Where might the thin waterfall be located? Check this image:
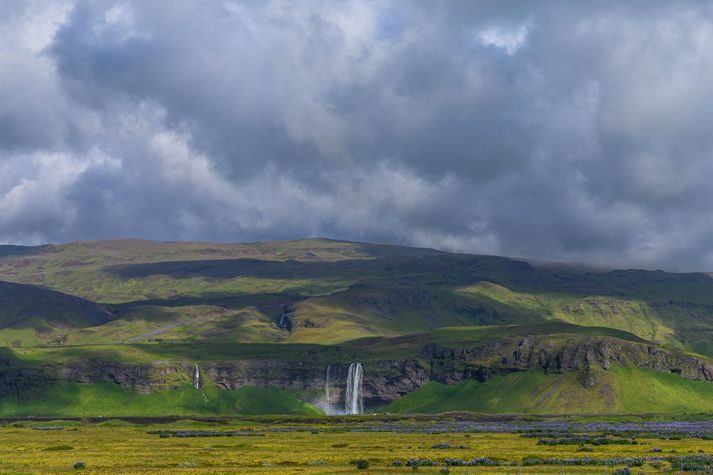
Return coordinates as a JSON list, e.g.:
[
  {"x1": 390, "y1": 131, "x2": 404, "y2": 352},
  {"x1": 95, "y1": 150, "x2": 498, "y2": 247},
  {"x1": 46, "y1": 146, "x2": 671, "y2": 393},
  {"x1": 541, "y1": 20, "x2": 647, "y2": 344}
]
[
  {"x1": 193, "y1": 362, "x2": 201, "y2": 389},
  {"x1": 325, "y1": 364, "x2": 332, "y2": 404},
  {"x1": 344, "y1": 362, "x2": 363, "y2": 415},
  {"x1": 193, "y1": 362, "x2": 208, "y2": 404}
]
